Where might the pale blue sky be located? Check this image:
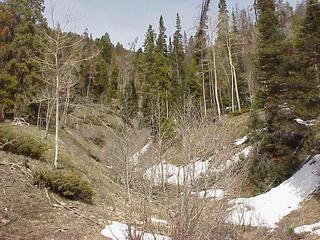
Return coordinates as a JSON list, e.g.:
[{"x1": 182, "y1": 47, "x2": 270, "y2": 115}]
[{"x1": 44, "y1": 0, "x2": 300, "y2": 48}]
